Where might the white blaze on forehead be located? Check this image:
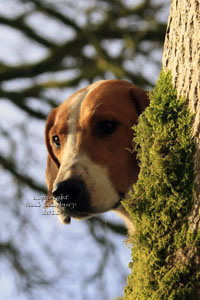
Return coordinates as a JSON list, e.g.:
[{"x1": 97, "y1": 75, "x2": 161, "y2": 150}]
[
  {"x1": 55, "y1": 80, "x2": 105, "y2": 182},
  {"x1": 65, "y1": 89, "x2": 88, "y2": 159}
]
